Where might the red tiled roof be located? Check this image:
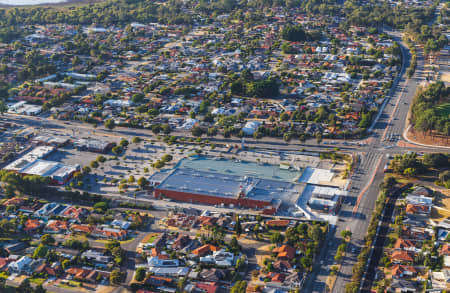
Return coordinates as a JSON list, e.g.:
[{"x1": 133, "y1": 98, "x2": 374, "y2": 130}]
[
  {"x1": 271, "y1": 273, "x2": 285, "y2": 282},
  {"x1": 46, "y1": 220, "x2": 68, "y2": 232},
  {"x1": 66, "y1": 268, "x2": 92, "y2": 279},
  {"x1": 441, "y1": 244, "x2": 450, "y2": 256},
  {"x1": 192, "y1": 244, "x2": 219, "y2": 256},
  {"x1": 0, "y1": 258, "x2": 12, "y2": 269},
  {"x1": 3, "y1": 197, "x2": 25, "y2": 206},
  {"x1": 394, "y1": 238, "x2": 415, "y2": 250},
  {"x1": 406, "y1": 204, "x2": 429, "y2": 214},
  {"x1": 273, "y1": 245, "x2": 295, "y2": 260},
  {"x1": 195, "y1": 282, "x2": 218, "y2": 293},
  {"x1": 267, "y1": 220, "x2": 290, "y2": 227},
  {"x1": 391, "y1": 264, "x2": 417, "y2": 277},
  {"x1": 71, "y1": 224, "x2": 95, "y2": 234},
  {"x1": 391, "y1": 251, "x2": 414, "y2": 262},
  {"x1": 93, "y1": 229, "x2": 127, "y2": 239},
  {"x1": 24, "y1": 219, "x2": 42, "y2": 231}
]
